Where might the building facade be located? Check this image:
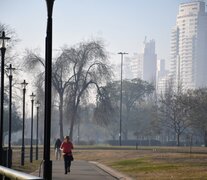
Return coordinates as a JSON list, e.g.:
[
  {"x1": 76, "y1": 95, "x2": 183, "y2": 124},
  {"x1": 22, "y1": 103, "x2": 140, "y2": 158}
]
[
  {"x1": 170, "y1": 1, "x2": 207, "y2": 90},
  {"x1": 130, "y1": 53, "x2": 143, "y2": 79},
  {"x1": 157, "y1": 59, "x2": 169, "y2": 94},
  {"x1": 143, "y1": 39, "x2": 157, "y2": 83}
]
